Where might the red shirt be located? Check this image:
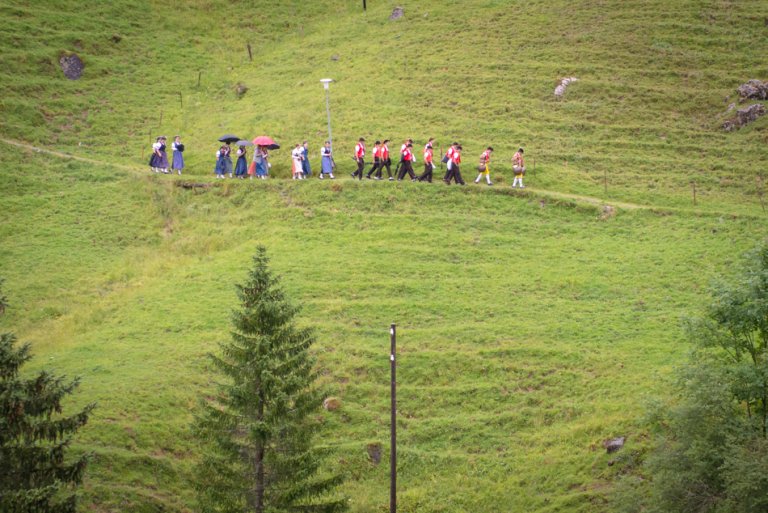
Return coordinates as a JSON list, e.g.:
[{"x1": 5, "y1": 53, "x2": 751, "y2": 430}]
[
  {"x1": 372, "y1": 146, "x2": 381, "y2": 158},
  {"x1": 381, "y1": 145, "x2": 390, "y2": 159},
  {"x1": 446, "y1": 147, "x2": 455, "y2": 161},
  {"x1": 403, "y1": 148, "x2": 414, "y2": 161},
  {"x1": 424, "y1": 147, "x2": 433, "y2": 163},
  {"x1": 355, "y1": 142, "x2": 365, "y2": 158},
  {"x1": 480, "y1": 150, "x2": 491, "y2": 164},
  {"x1": 451, "y1": 151, "x2": 461, "y2": 165}
]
